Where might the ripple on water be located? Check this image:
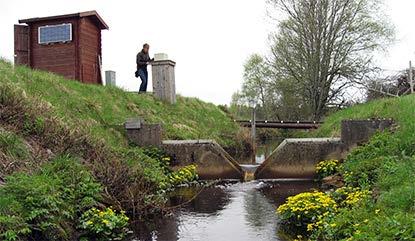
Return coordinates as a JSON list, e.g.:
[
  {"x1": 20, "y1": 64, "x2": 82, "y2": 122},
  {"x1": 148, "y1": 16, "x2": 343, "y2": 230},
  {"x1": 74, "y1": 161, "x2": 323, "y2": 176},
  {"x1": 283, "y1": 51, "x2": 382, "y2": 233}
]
[{"x1": 131, "y1": 180, "x2": 318, "y2": 241}]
